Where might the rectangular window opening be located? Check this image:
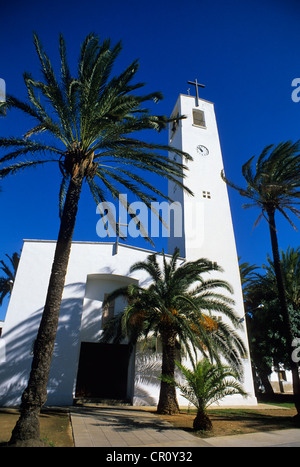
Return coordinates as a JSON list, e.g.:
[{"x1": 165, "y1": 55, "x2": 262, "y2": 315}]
[{"x1": 193, "y1": 109, "x2": 206, "y2": 128}]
